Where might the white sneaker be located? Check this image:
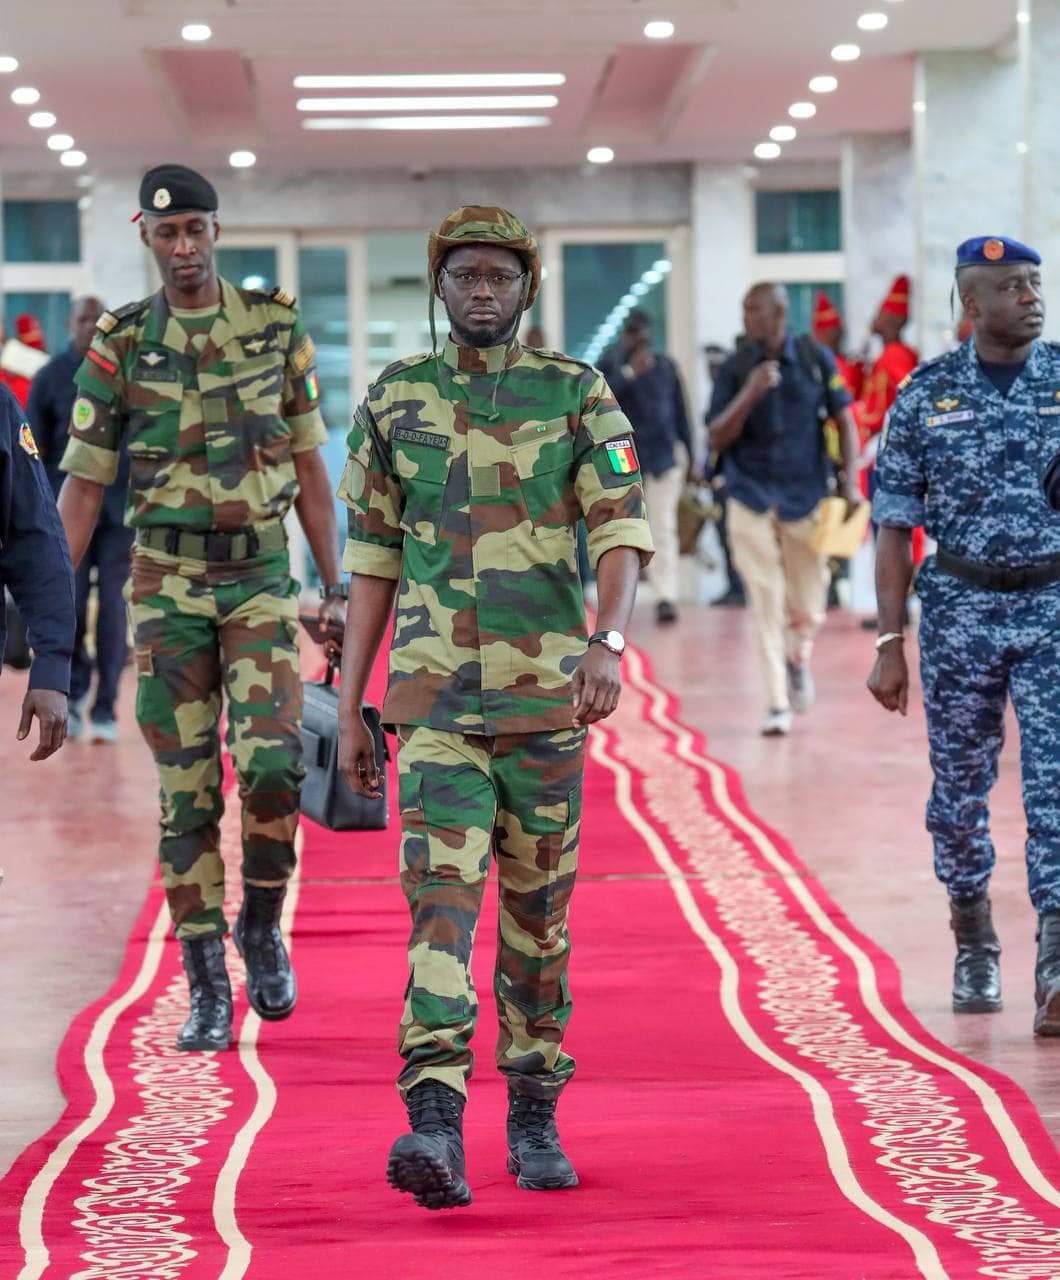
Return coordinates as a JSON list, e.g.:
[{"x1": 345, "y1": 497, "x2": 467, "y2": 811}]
[
  {"x1": 67, "y1": 700, "x2": 85, "y2": 741},
  {"x1": 761, "y1": 708, "x2": 793, "y2": 737},
  {"x1": 89, "y1": 718, "x2": 118, "y2": 744},
  {"x1": 787, "y1": 661, "x2": 816, "y2": 714}
]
